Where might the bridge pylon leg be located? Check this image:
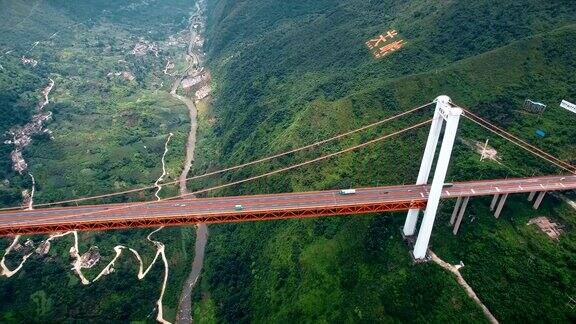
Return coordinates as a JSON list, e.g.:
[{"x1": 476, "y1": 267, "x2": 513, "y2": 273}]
[
  {"x1": 528, "y1": 191, "x2": 537, "y2": 202},
  {"x1": 403, "y1": 100, "x2": 445, "y2": 237},
  {"x1": 412, "y1": 96, "x2": 462, "y2": 260}
]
